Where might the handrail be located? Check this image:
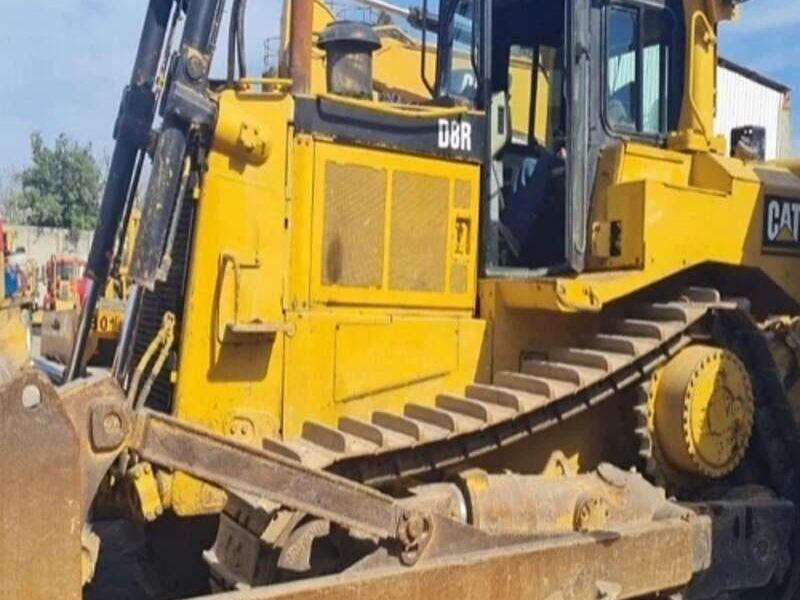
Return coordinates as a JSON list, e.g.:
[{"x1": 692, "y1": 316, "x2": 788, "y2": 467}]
[
  {"x1": 239, "y1": 77, "x2": 292, "y2": 88},
  {"x1": 420, "y1": 0, "x2": 435, "y2": 96},
  {"x1": 687, "y1": 10, "x2": 716, "y2": 141},
  {"x1": 319, "y1": 92, "x2": 469, "y2": 118}
]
